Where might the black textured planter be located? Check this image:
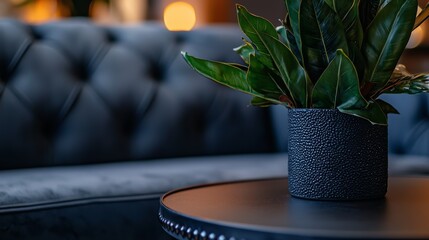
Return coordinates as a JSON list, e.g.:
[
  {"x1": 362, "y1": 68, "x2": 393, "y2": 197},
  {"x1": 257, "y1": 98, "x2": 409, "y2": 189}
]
[{"x1": 288, "y1": 109, "x2": 388, "y2": 201}]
